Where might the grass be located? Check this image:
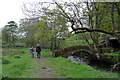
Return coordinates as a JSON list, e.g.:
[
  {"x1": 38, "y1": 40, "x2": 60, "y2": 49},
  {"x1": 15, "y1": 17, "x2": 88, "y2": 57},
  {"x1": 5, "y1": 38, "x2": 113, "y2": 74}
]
[
  {"x1": 2, "y1": 48, "x2": 33, "y2": 78},
  {"x1": 14, "y1": 43, "x2": 26, "y2": 46},
  {"x1": 59, "y1": 39, "x2": 93, "y2": 48},
  {"x1": 44, "y1": 57, "x2": 118, "y2": 78},
  {"x1": 2, "y1": 48, "x2": 119, "y2": 78},
  {"x1": 104, "y1": 52, "x2": 120, "y2": 62},
  {"x1": 104, "y1": 53, "x2": 120, "y2": 56},
  {"x1": 40, "y1": 49, "x2": 118, "y2": 78}
]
